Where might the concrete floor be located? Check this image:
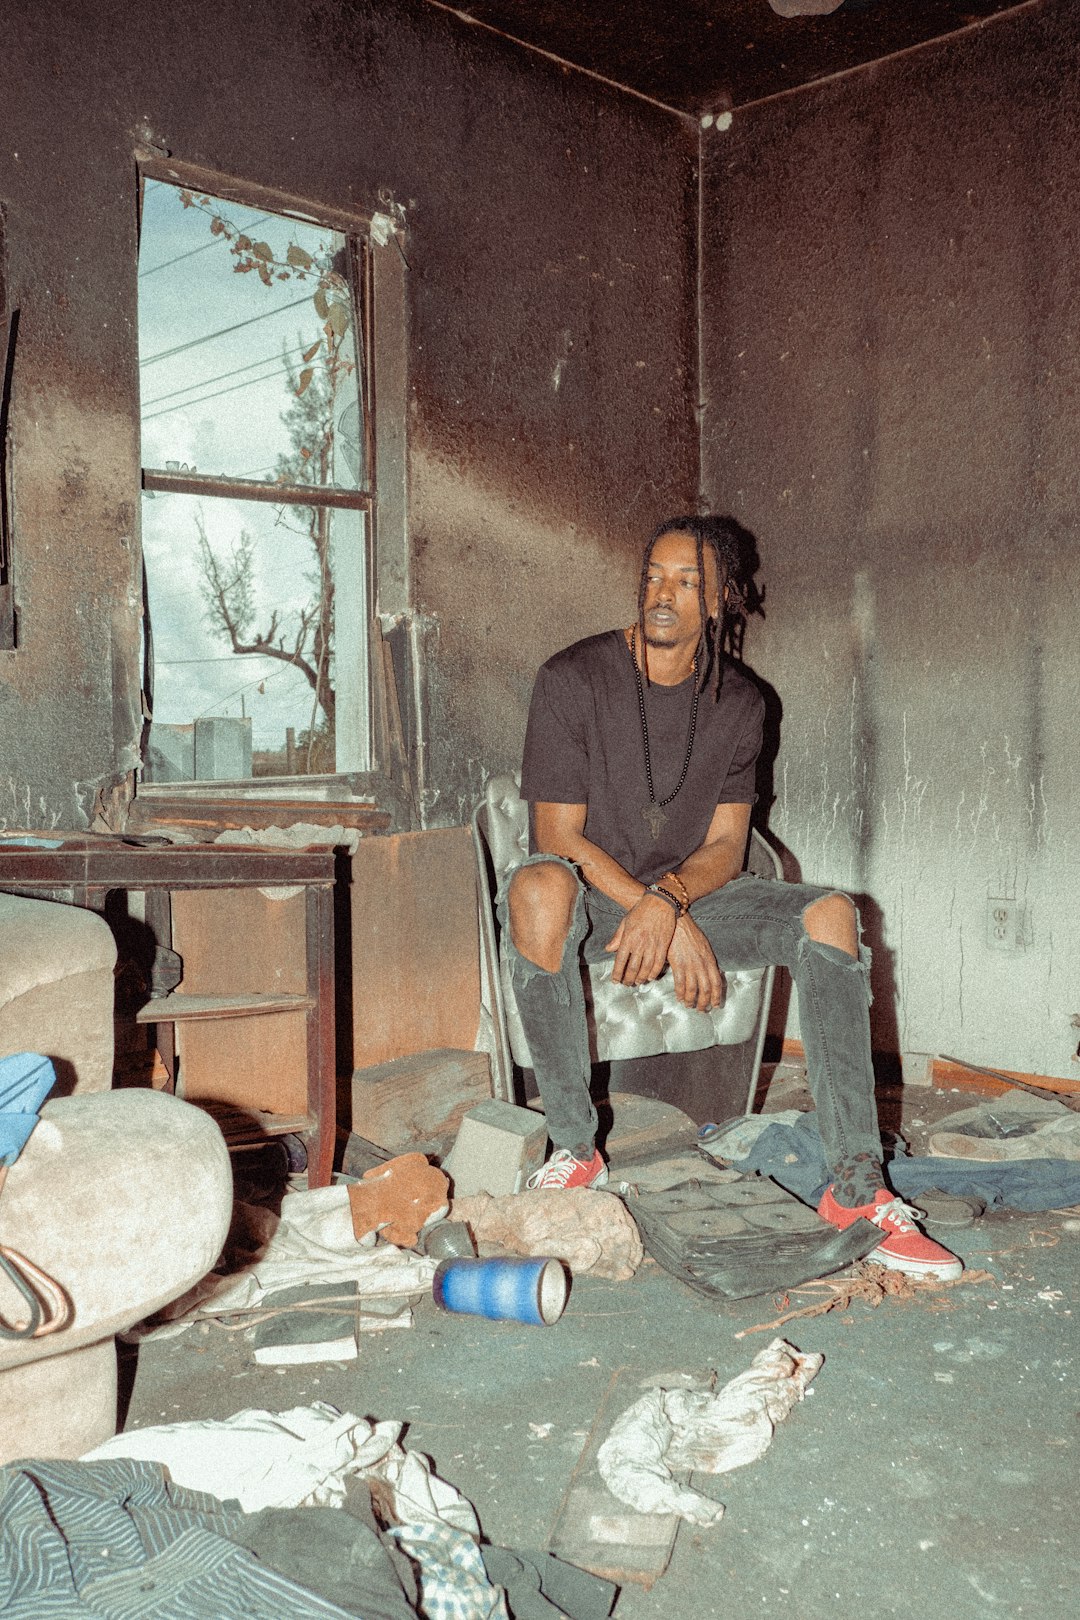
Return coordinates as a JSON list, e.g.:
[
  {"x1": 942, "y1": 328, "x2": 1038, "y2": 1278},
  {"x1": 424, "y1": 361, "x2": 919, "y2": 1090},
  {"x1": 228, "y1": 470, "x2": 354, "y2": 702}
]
[{"x1": 123, "y1": 1073, "x2": 1080, "y2": 1620}]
